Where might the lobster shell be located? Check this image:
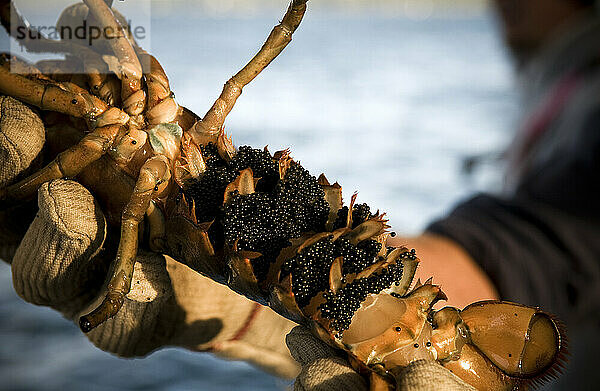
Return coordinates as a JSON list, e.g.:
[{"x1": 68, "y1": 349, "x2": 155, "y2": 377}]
[{"x1": 163, "y1": 138, "x2": 566, "y2": 390}]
